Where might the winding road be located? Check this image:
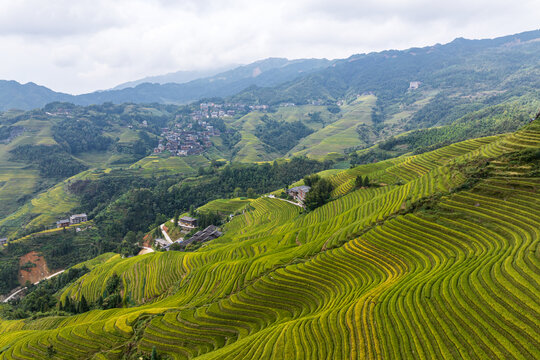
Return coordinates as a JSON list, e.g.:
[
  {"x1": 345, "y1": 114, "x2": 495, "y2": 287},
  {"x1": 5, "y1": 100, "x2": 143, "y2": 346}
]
[{"x1": 3, "y1": 269, "x2": 65, "y2": 303}]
